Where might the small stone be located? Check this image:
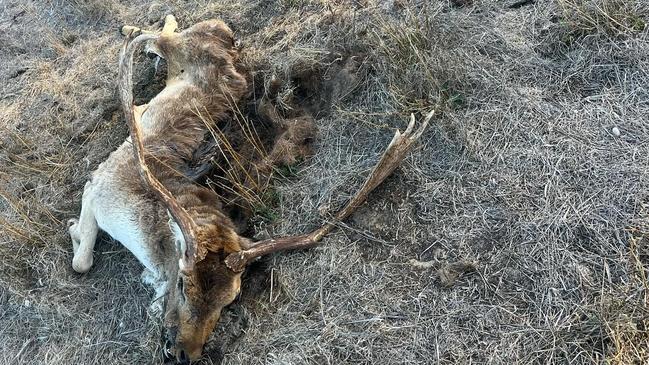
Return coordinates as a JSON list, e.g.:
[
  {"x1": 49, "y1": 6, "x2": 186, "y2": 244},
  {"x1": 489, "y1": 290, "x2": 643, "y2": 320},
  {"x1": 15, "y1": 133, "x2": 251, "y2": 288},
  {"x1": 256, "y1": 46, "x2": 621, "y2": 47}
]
[{"x1": 612, "y1": 127, "x2": 621, "y2": 136}]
